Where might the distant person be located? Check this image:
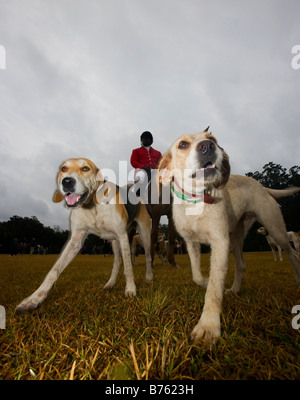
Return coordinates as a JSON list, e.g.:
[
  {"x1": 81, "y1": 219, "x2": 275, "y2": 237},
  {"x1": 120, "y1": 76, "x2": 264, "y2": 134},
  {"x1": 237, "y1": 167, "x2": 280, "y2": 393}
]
[
  {"x1": 30, "y1": 238, "x2": 36, "y2": 255},
  {"x1": 10, "y1": 238, "x2": 18, "y2": 256}
]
